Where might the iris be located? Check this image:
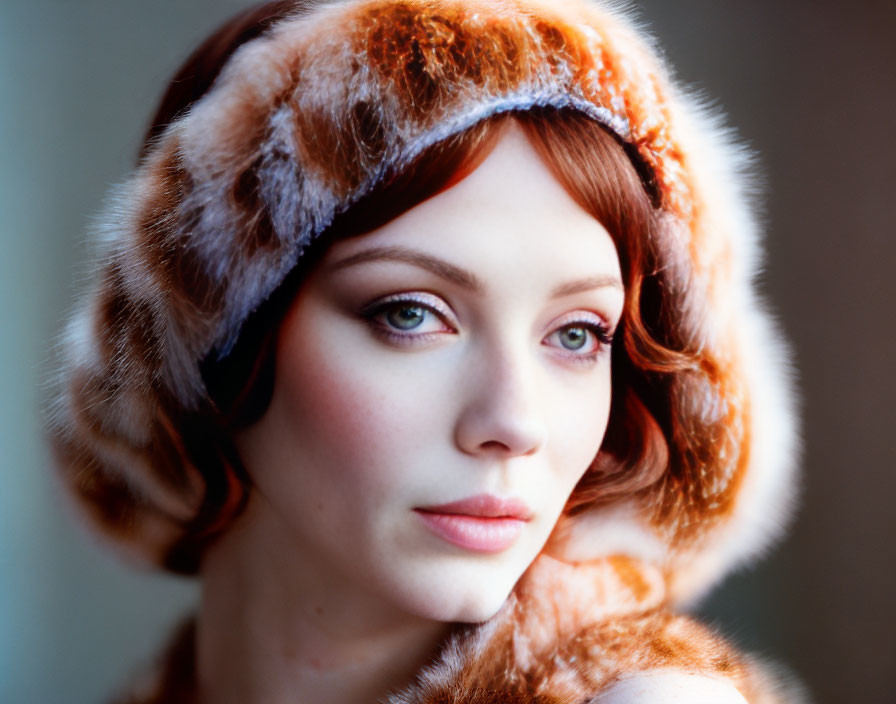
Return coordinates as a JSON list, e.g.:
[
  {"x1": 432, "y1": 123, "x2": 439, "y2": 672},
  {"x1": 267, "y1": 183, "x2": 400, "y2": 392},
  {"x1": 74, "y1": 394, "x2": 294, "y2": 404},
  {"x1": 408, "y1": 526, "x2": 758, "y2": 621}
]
[
  {"x1": 386, "y1": 304, "x2": 426, "y2": 330},
  {"x1": 559, "y1": 326, "x2": 588, "y2": 350}
]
